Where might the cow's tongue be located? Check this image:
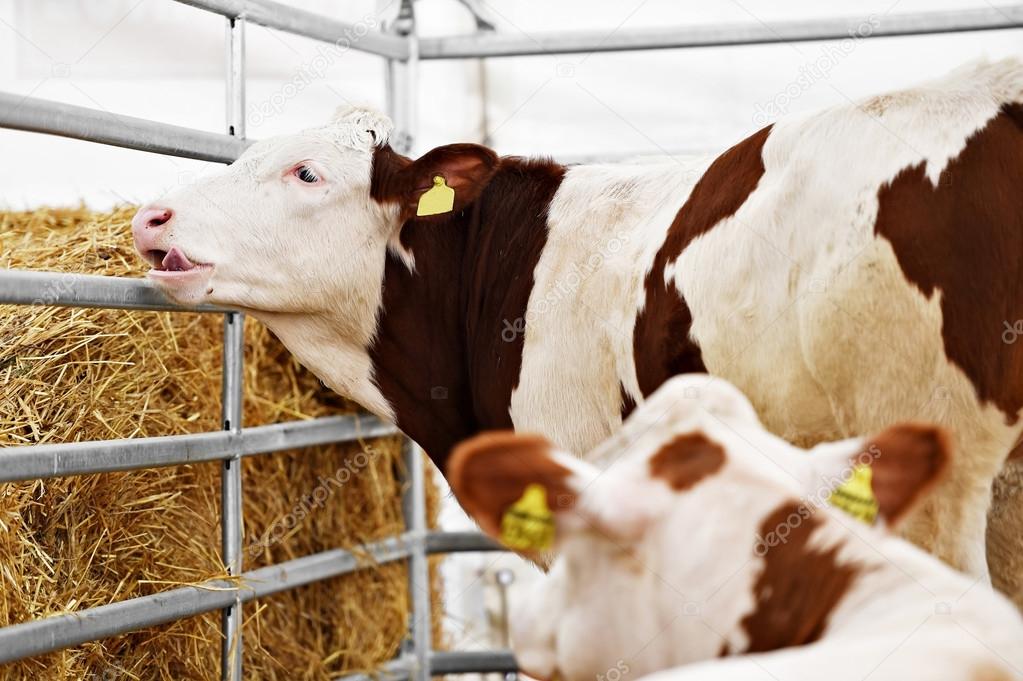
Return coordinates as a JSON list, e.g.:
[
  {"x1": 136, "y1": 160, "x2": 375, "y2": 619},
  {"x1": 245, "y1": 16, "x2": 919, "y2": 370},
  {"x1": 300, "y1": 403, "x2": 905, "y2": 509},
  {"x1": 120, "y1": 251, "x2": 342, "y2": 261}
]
[{"x1": 161, "y1": 247, "x2": 196, "y2": 272}]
